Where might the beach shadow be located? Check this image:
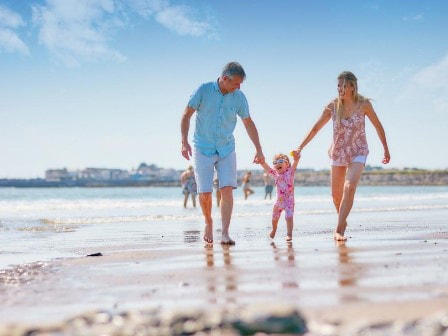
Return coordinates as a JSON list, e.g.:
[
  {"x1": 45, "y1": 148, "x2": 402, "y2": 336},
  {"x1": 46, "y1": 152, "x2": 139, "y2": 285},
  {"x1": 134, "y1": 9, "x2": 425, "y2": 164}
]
[
  {"x1": 335, "y1": 241, "x2": 361, "y2": 302},
  {"x1": 271, "y1": 242, "x2": 299, "y2": 288},
  {"x1": 204, "y1": 244, "x2": 237, "y2": 304}
]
